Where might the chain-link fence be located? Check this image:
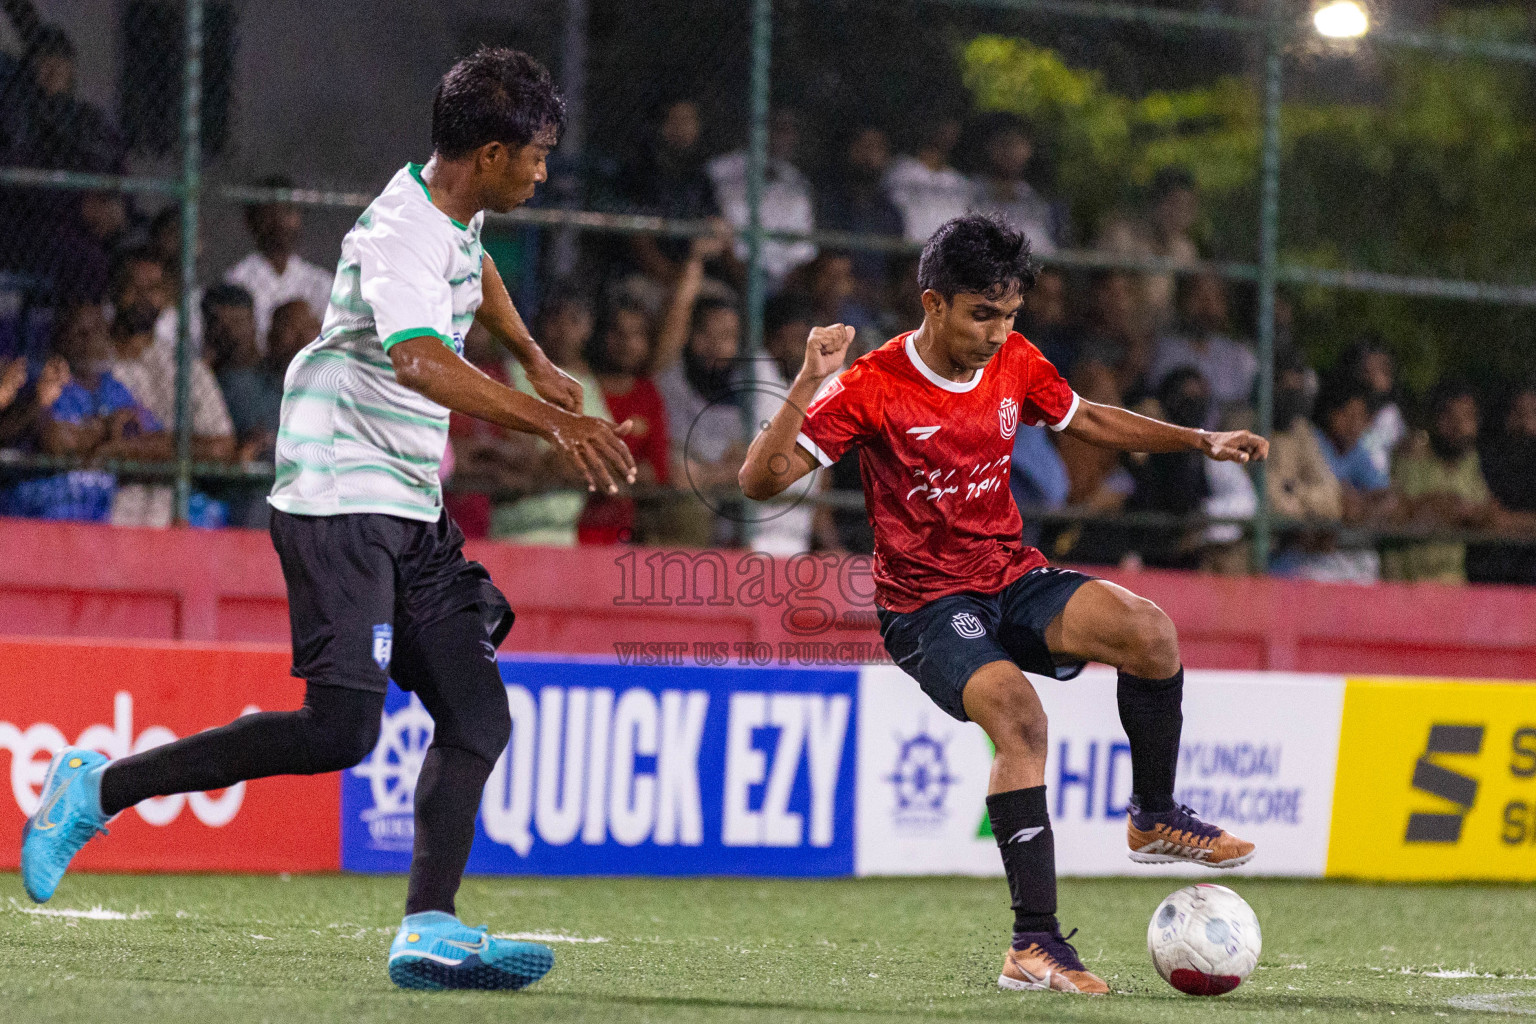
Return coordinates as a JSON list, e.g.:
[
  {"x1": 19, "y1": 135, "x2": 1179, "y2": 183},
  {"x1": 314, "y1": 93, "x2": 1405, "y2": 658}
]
[{"x1": 2, "y1": 0, "x2": 1535, "y2": 582}]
